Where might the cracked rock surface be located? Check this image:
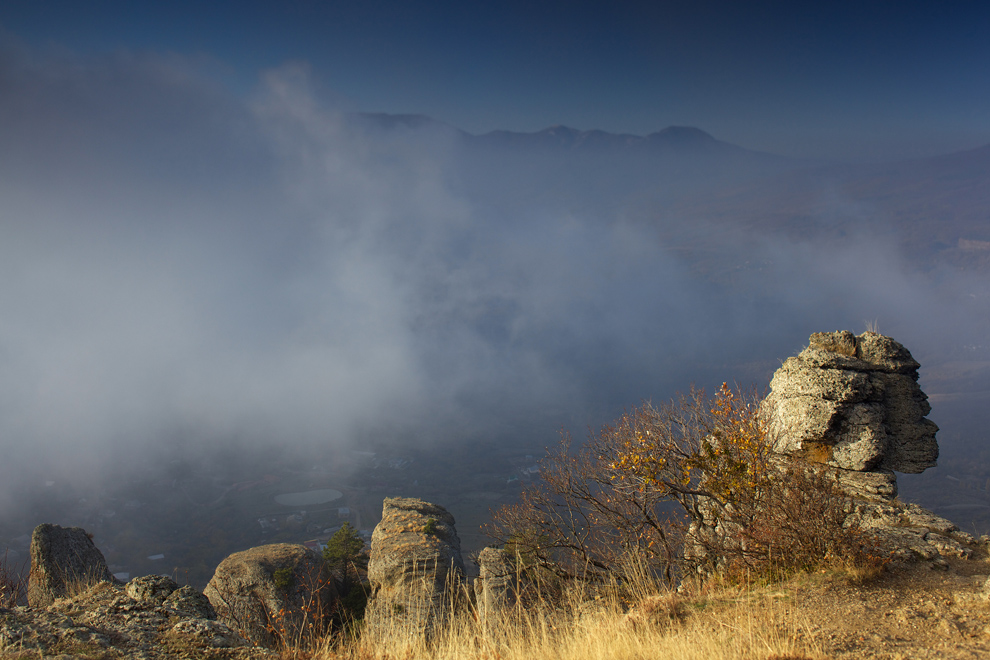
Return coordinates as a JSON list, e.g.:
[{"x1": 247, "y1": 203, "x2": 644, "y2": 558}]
[
  {"x1": 764, "y1": 330, "x2": 939, "y2": 498},
  {"x1": 364, "y1": 498, "x2": 465, "y2": 639},
  {"x1": 1, "y1": 580, "x2": 273, "y2": 659}
]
